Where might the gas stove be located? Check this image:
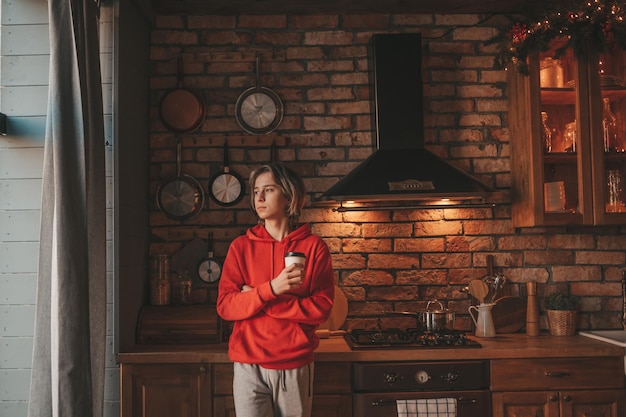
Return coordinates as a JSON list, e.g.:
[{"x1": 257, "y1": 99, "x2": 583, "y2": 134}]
[{"x1": 344, "y1": 328, "x2": 481, "y2": 349}]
